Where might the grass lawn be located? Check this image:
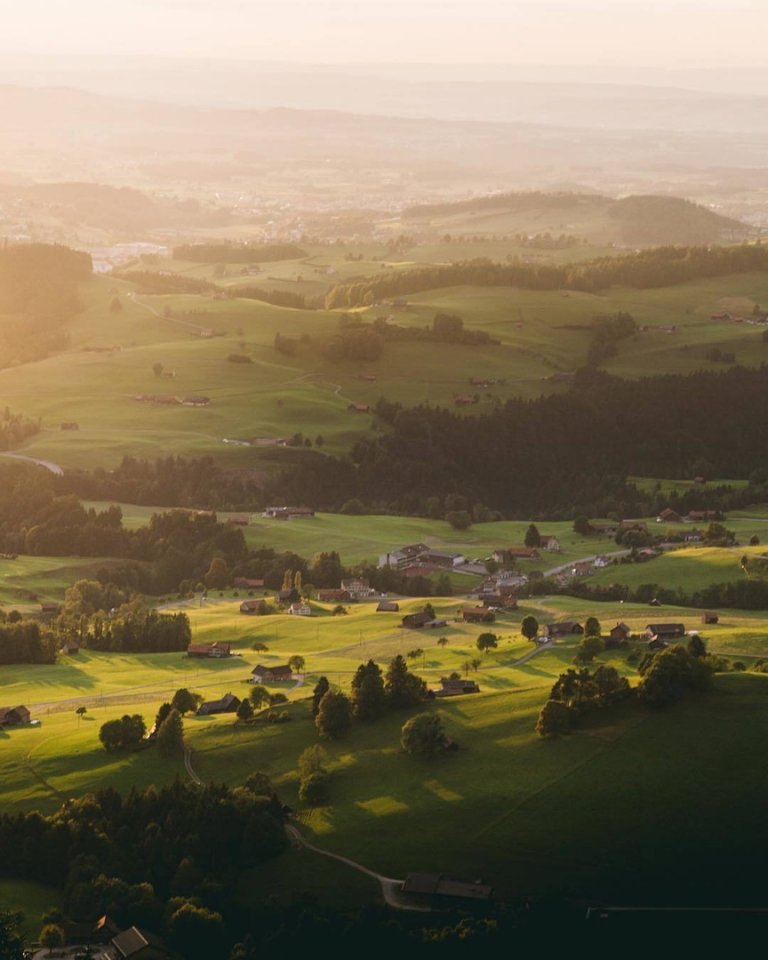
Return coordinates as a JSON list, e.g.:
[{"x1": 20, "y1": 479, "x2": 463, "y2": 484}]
[{"x1": 0, "y1": 880, "x2": 61, "y2": 938}]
